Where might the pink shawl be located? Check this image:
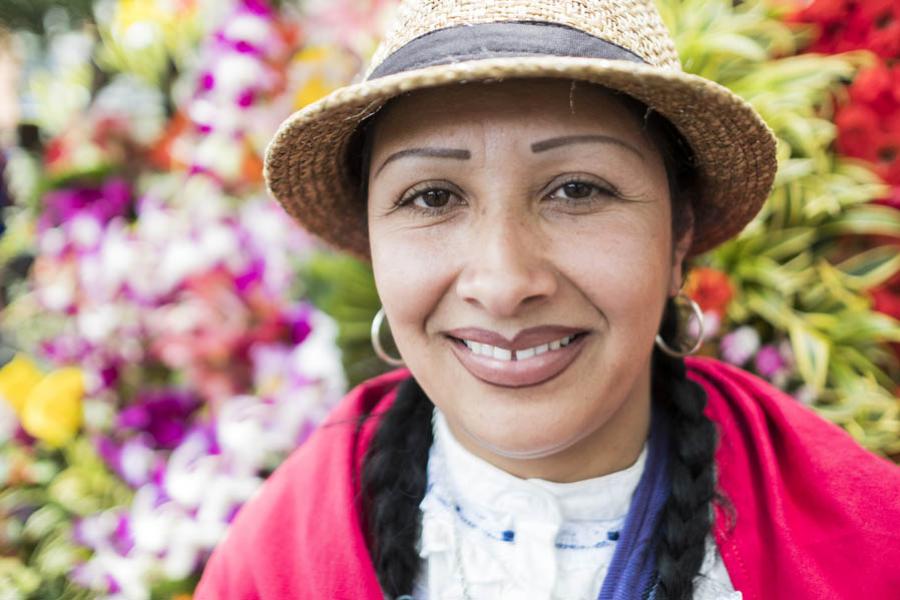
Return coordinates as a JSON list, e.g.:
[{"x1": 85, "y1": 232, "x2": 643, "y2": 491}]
[{"x1": 195, "y1": 357, "x2": 900, "y2": 599}]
